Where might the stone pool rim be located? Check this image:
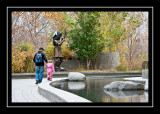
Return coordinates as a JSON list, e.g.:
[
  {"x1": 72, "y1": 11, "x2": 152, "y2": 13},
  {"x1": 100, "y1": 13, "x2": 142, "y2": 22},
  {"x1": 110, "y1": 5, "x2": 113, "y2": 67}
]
[{"x1": 38, "y1": 78, "x2": 92, "y2": 102}]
